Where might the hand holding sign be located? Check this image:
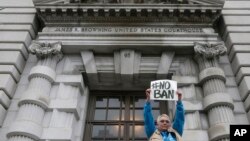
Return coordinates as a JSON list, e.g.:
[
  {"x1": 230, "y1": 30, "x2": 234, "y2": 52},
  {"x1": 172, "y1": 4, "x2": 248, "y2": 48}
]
[
  {"x1": 150, "y1": 80, "x2": 178, "y2": 101},
  {"x1": 145, "y1": 88, "x2": 151, "y2": 102},
  {"x1": 177, "y1": 90, "x2": 183, "y2": 101}
]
